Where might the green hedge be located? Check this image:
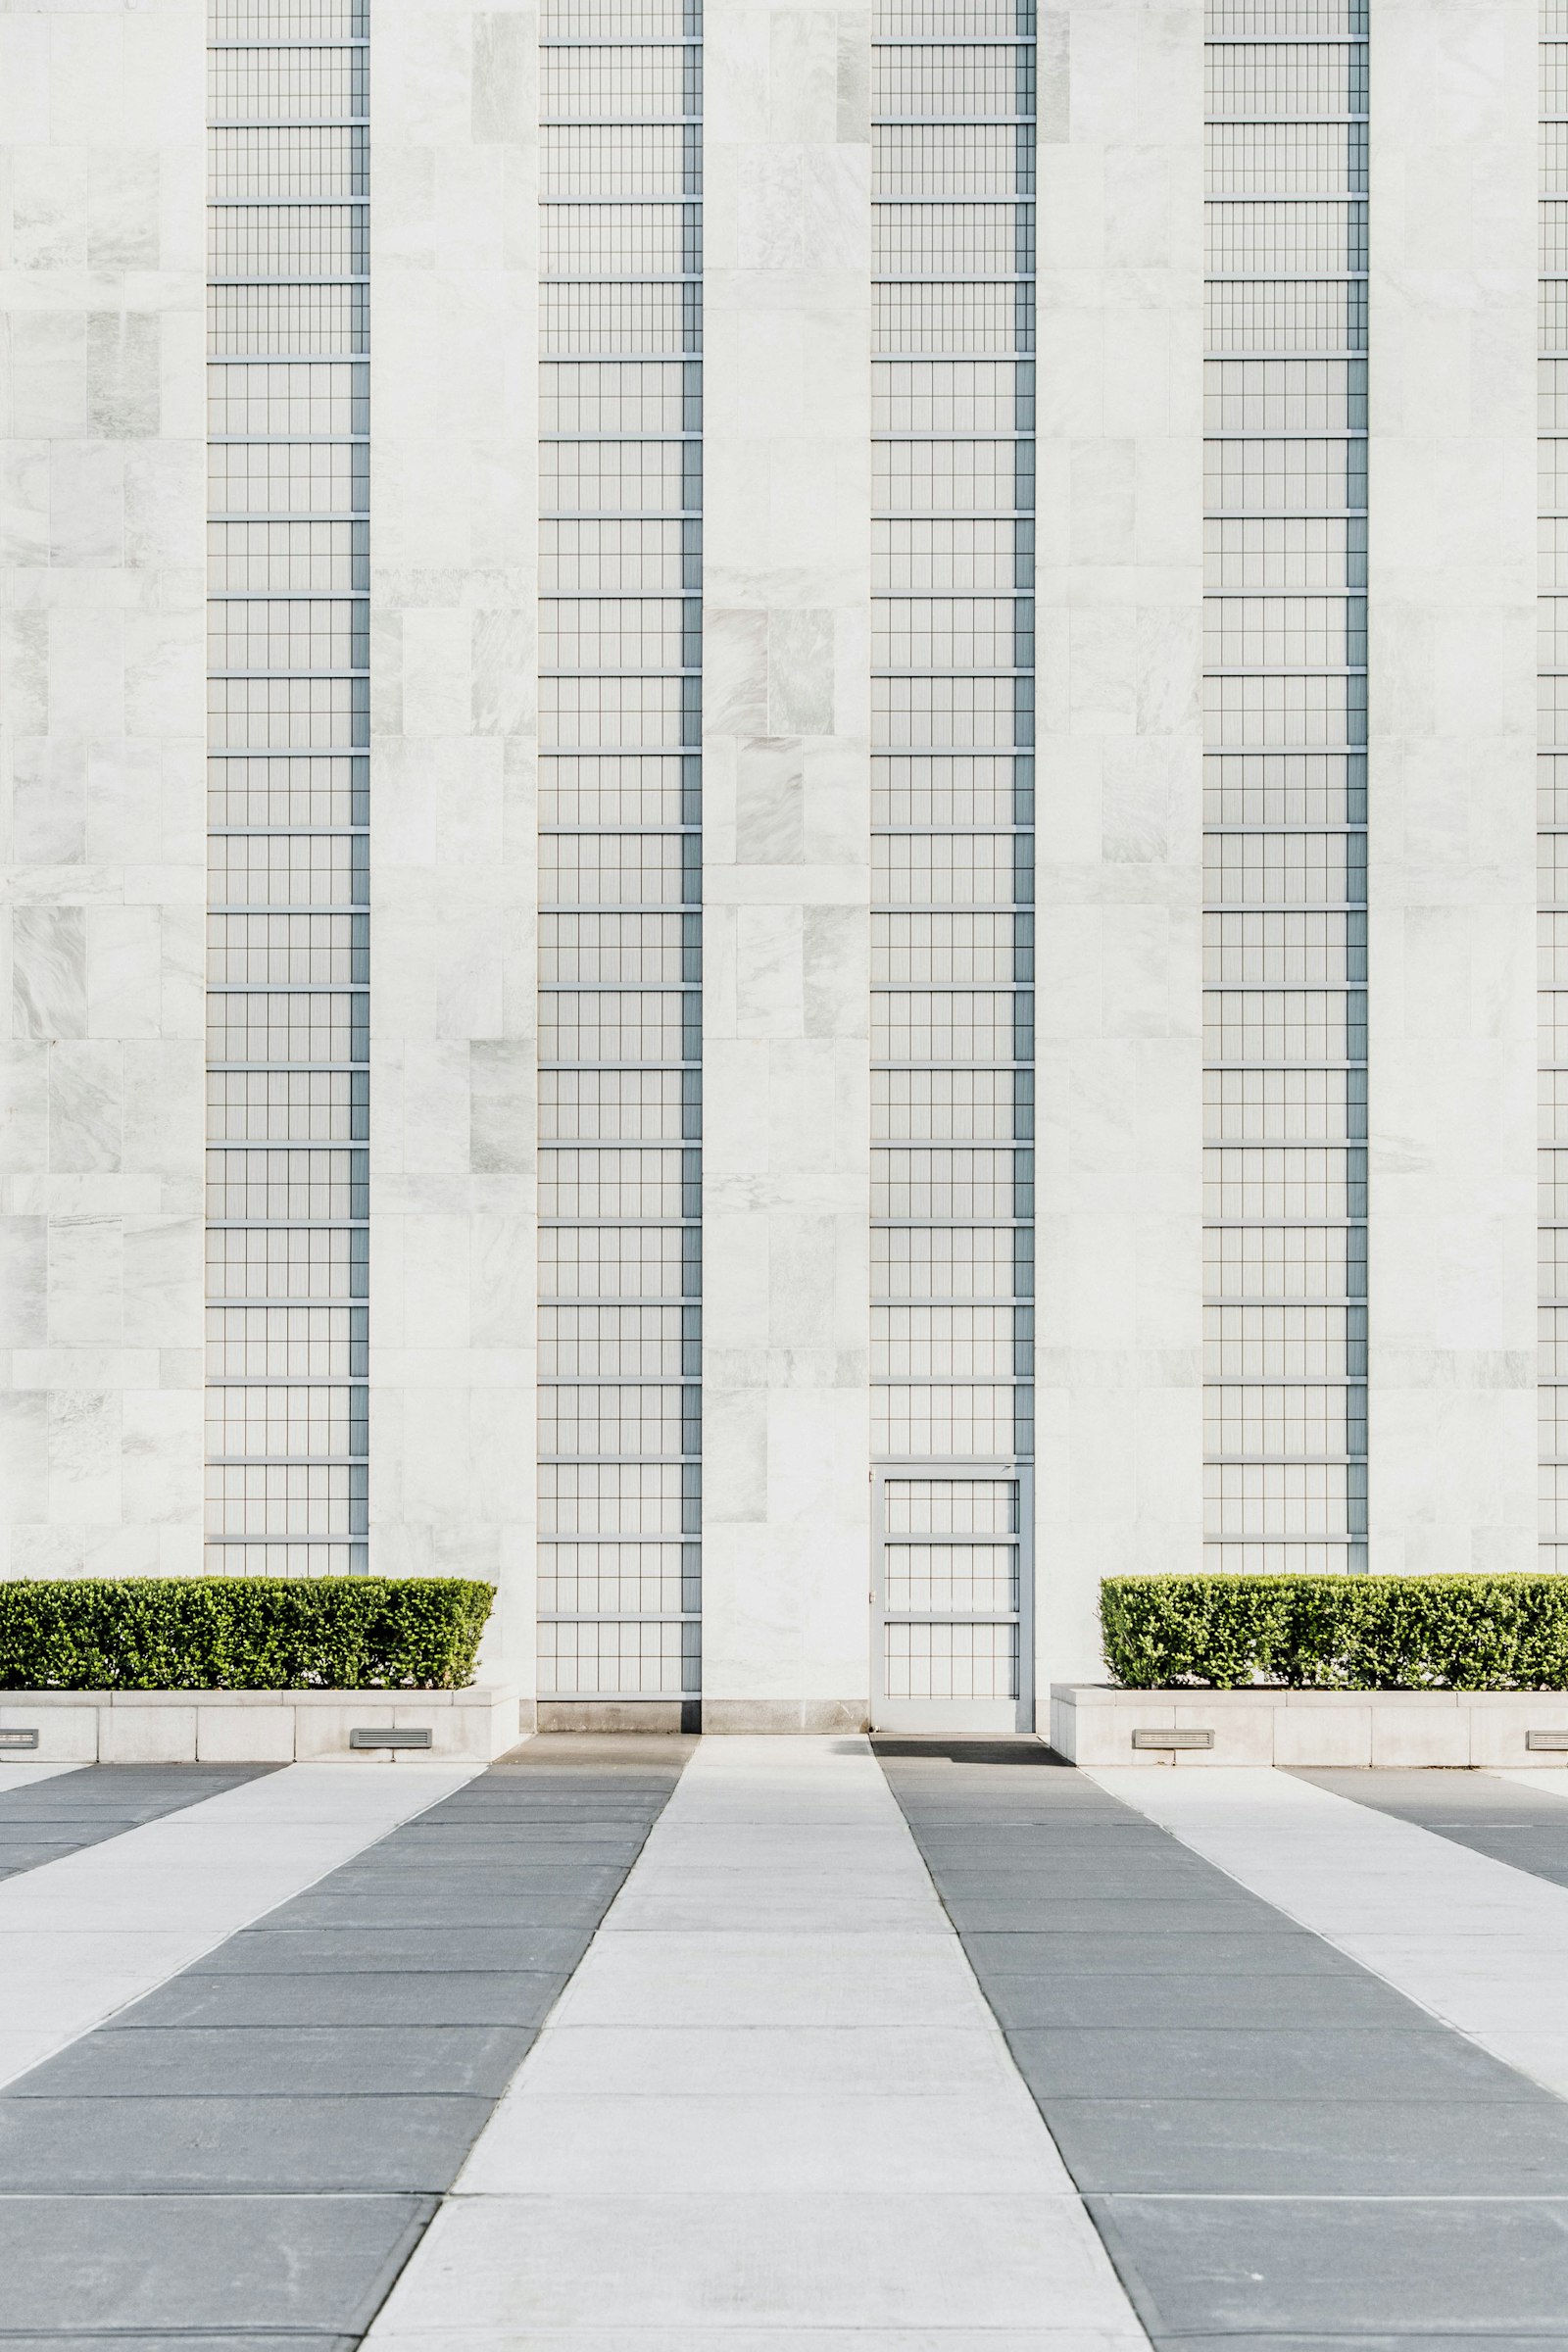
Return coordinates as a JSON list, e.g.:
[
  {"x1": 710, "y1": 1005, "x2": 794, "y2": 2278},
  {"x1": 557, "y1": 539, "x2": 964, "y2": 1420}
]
[
  {"x1": 0, "y1": 1578, "x2": 495, "y2": 1692},
  {"x1": 1101, "y1": 1574, "x2": 1568, "y2": 1691}
]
